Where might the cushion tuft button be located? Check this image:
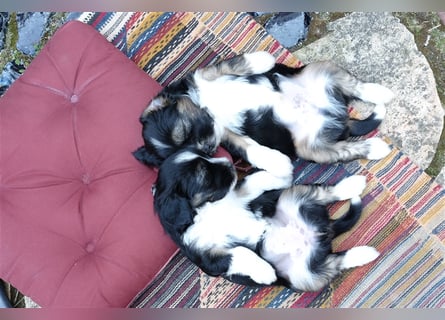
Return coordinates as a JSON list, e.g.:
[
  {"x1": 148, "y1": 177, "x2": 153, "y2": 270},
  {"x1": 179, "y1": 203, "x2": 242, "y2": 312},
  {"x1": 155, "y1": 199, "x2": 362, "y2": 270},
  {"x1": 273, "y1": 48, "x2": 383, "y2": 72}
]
[
  {"x1": 70, "y1": 94, "x2": 79, "y2": 103},
  {"x1": 85, "y1": 242, "x2": 95, "y2": 253},
  {"x1": 81, "y1": 173, "x2": 91, "y2": 185}
]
